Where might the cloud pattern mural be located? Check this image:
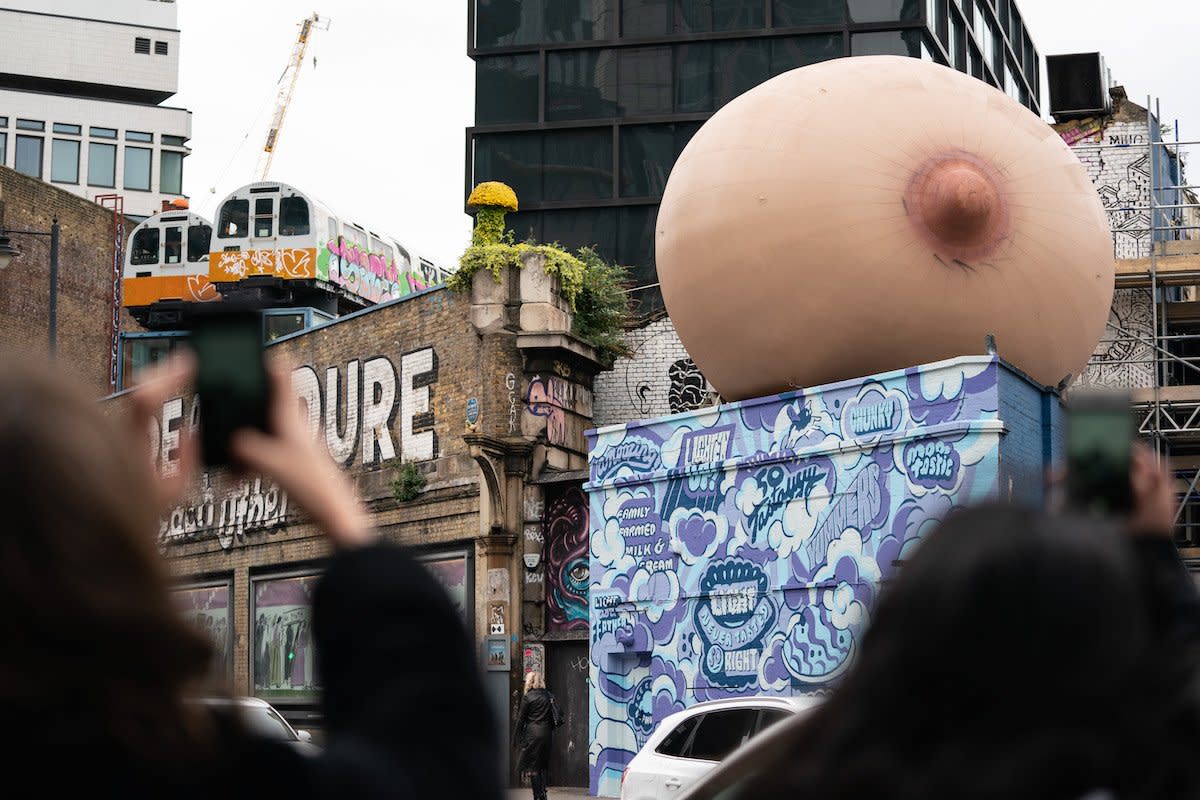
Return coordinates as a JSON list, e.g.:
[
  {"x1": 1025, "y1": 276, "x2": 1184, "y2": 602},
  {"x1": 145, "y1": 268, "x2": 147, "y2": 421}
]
[{"x1": 585, "y1": 356, "x2": 1050, "y2": 797}]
